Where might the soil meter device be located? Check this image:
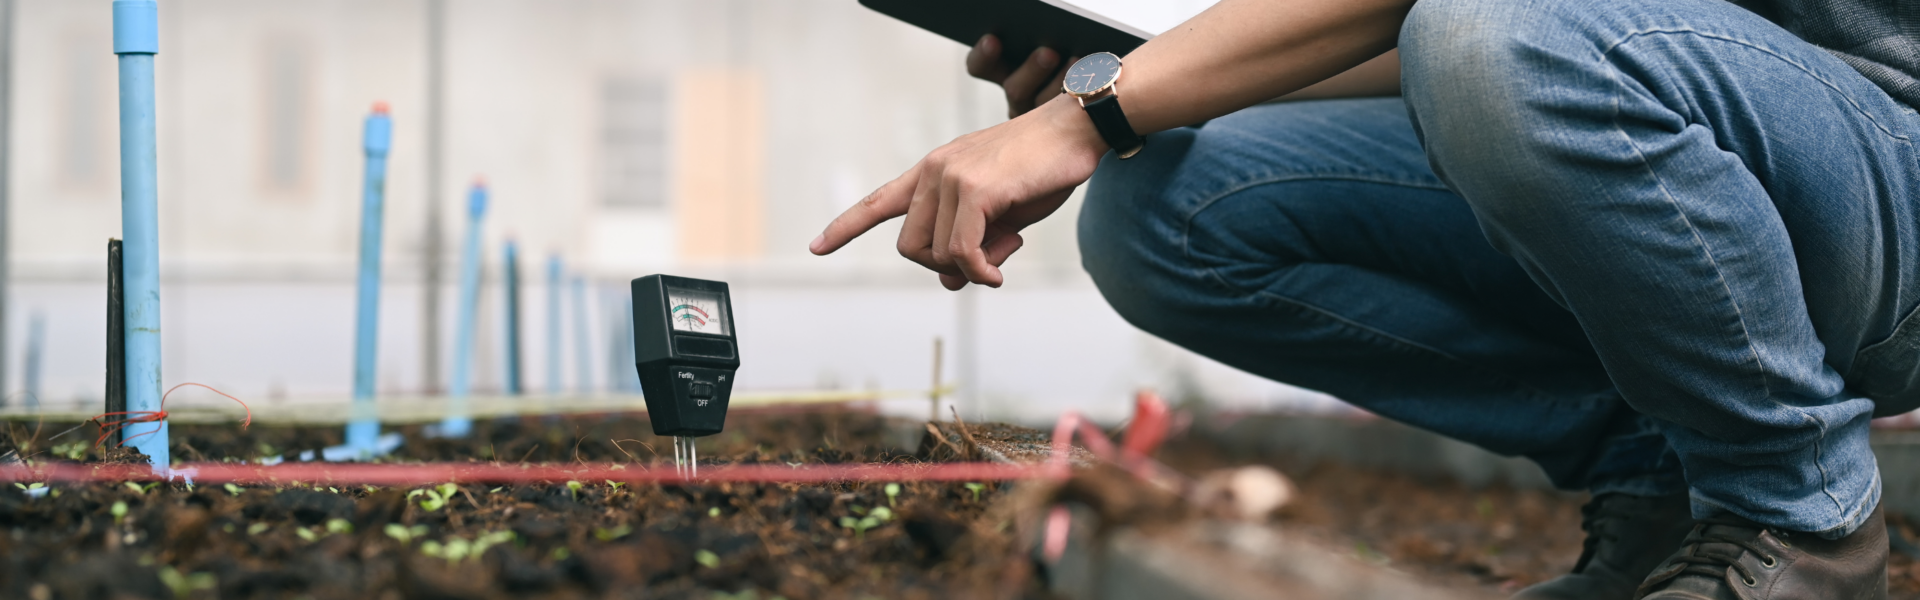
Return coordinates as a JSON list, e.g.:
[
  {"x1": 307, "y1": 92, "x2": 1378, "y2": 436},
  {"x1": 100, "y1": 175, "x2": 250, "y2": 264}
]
[{"x1": 632, "y1": 275, "x2": 739, "y2": 476}]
